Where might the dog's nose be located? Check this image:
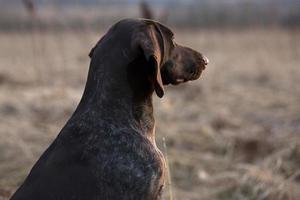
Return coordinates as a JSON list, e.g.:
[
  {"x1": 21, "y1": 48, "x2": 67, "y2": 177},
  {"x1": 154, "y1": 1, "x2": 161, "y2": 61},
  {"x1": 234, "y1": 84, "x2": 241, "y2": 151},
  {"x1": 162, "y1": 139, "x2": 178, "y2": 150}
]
[{"x1": 203, "y1": 56, "x2": 209, "y2": 65}]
